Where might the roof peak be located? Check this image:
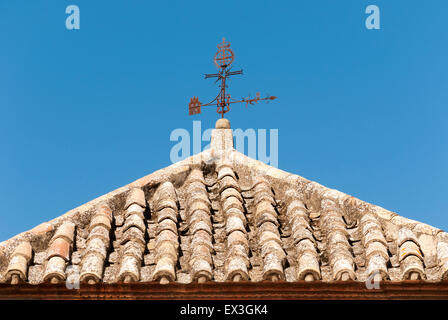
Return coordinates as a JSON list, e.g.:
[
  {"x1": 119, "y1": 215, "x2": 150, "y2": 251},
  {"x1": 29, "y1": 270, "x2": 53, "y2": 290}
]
[
  {"x1": 211, "y1": 119, "x2": 233, "y2": 151},
  {"x1": 215, "y1": 118, "x2": 230, "y2": 129}
]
